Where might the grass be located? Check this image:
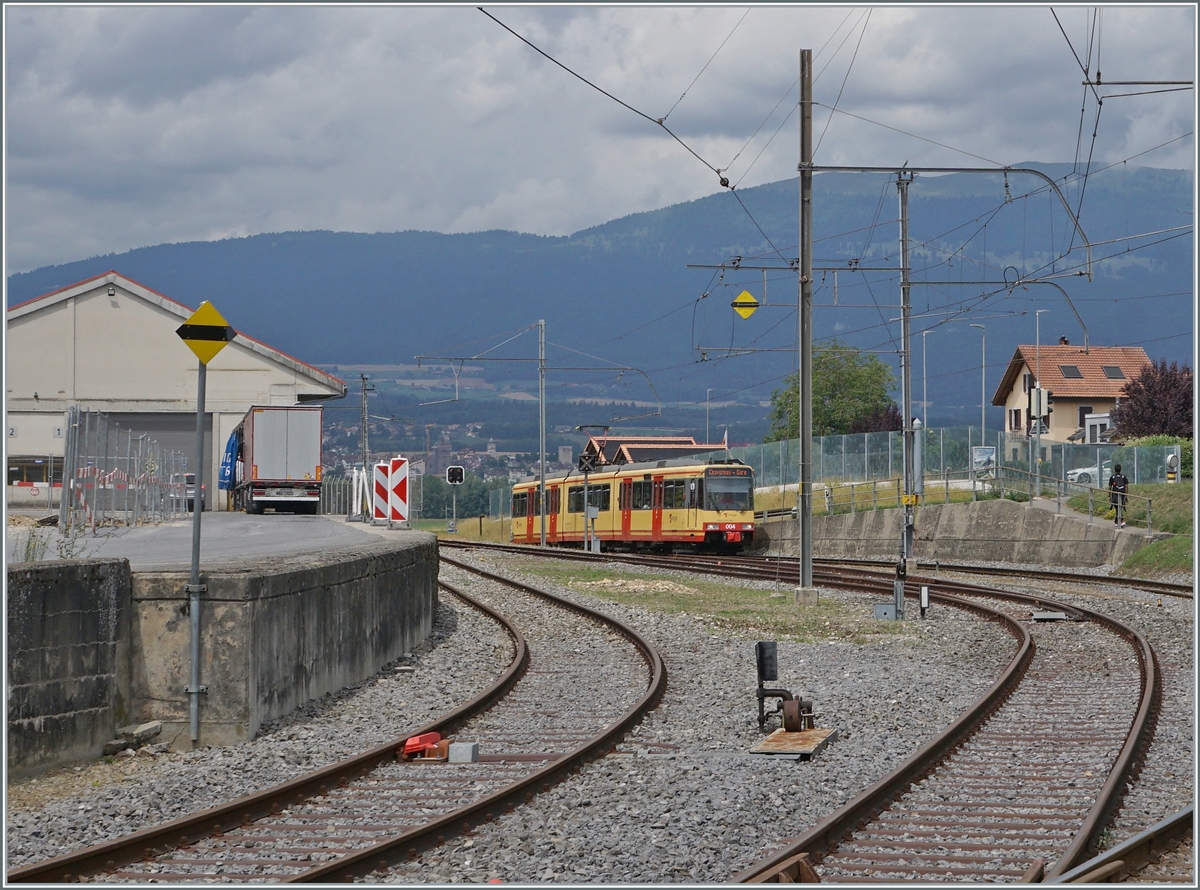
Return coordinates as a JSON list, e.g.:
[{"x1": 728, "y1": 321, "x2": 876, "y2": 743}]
[
  {"x1": 503, "y1": 558, "x2": 910, "y2": 645},
  {"x1": 1062, "y1": 481, "x2": 1193, "y2": 577},
  {"x1": 756, "y1": 480, "x2": 1021, "y2": 515},
  {"x1": 1120, "y1": 534, "x2": 1194, "y2": 577}
]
